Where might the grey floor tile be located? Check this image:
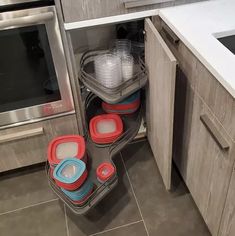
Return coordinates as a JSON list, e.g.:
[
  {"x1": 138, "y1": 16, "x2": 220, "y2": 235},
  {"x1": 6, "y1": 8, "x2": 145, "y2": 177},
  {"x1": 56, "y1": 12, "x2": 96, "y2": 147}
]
[
  {"x1": 122, "y1": 140, "x2": 211, "y2": 236},
  {"x1": 0, "y1": 200, "x2": 67, "y2": 236},
  {"x1": 66, "y1": 155, "x2": 141, "y2": 236},
  {"x1": 0, "y1": 166, "x2": 56, "y2": 214},
  {"x1": 94, "y1": 221, "x2": 148, "y2": 236}
]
